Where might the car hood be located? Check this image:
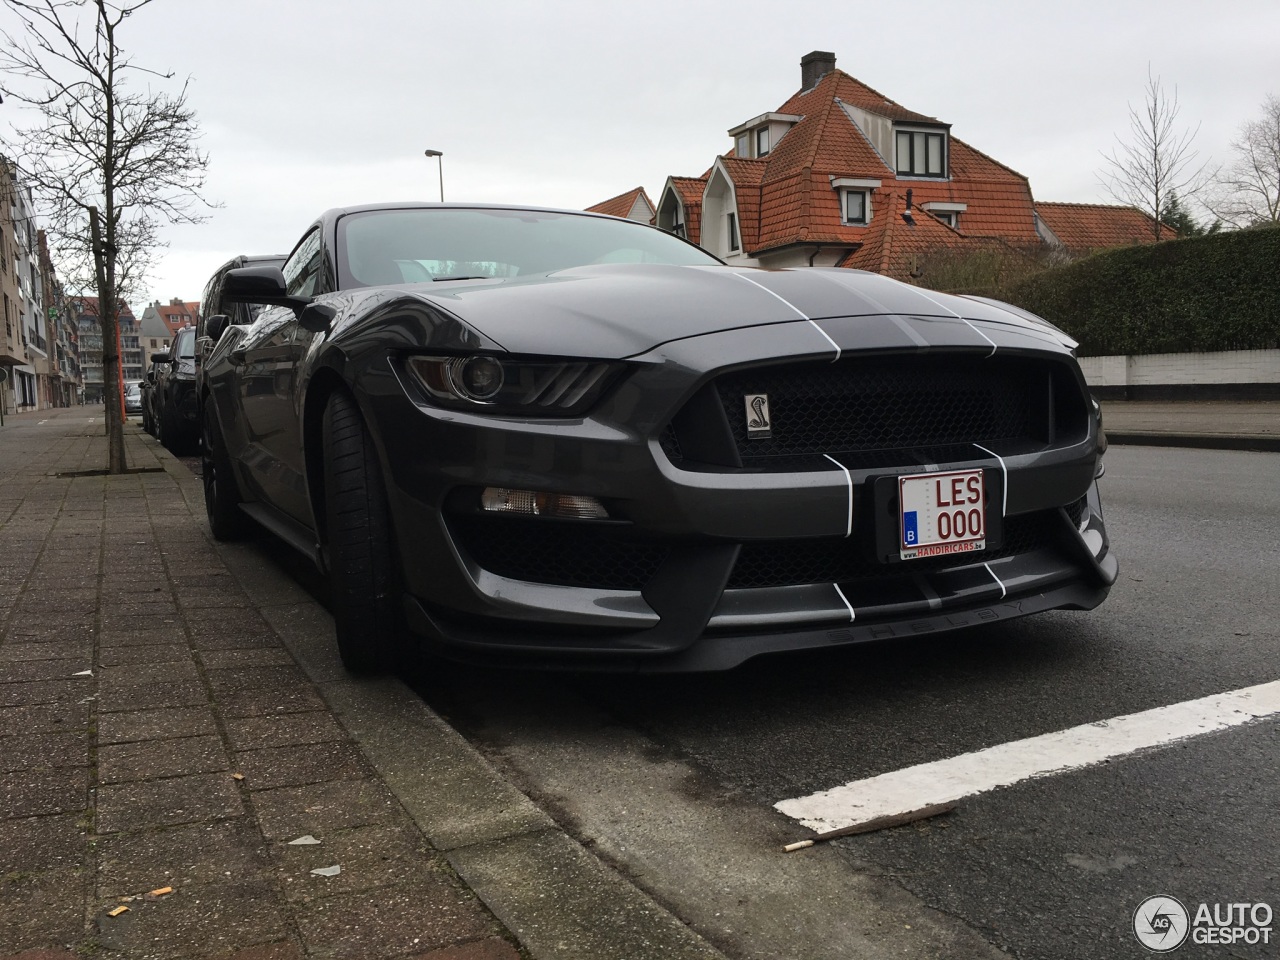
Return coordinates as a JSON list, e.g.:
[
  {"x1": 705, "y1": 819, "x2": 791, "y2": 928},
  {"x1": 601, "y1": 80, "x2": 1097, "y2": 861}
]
[{"x1": 344, "y1": 264, "x2": 1072, "y2": 360}]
